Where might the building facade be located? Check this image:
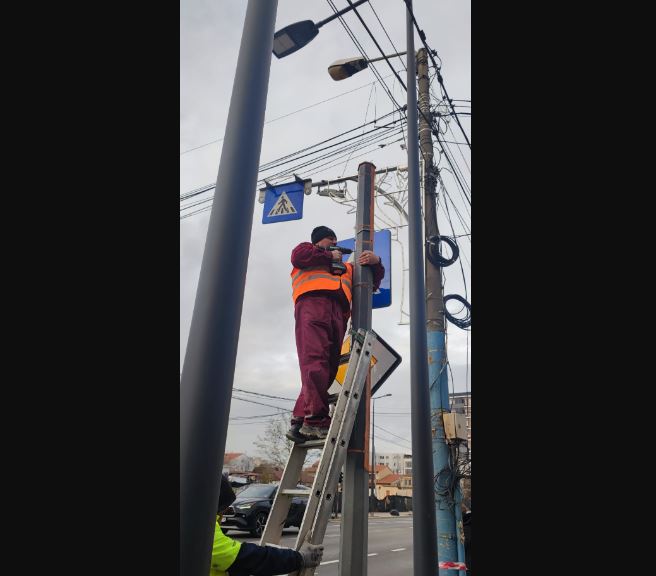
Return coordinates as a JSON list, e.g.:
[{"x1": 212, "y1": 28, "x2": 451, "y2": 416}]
[
  {"x1": 449, "y1": 391, "x2": 471, "y2": 454},
  {"x1": 375, "y1": 452, "x2": 413, "y2": 476},
  {"x1": 223, "y1": 452, "x2": 254, "y2": 473}
]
